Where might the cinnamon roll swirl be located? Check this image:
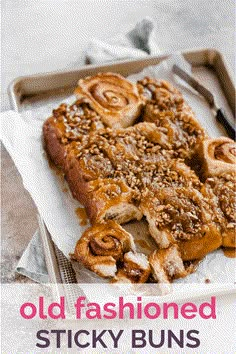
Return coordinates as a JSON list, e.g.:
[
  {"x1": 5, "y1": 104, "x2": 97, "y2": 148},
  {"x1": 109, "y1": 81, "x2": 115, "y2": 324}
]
[
  {"x1": 198, "y1": 137, "x2": 236, "y2": 178},
  {"x1": 75, "y1": 73, "x2": 143, "y2": 128},
  {"x1": 72, "y1": 221, "x2": 136, "y2": 278},
  {"x1": 138, "y1": 77, "x2": 184, "y2": 112},
  {"x1": 138, "y1": 77, "x2": 206, "y2": 160}
]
